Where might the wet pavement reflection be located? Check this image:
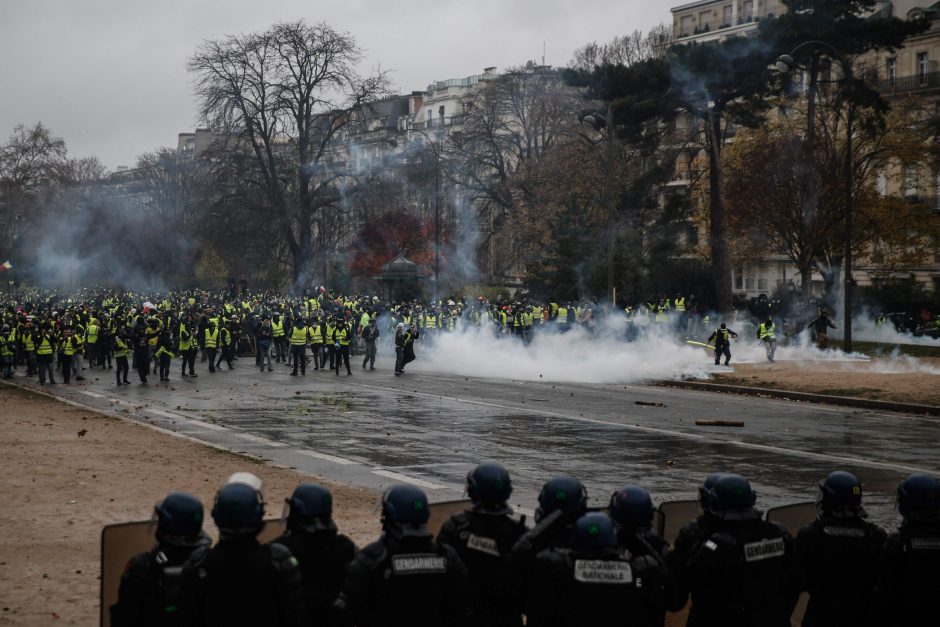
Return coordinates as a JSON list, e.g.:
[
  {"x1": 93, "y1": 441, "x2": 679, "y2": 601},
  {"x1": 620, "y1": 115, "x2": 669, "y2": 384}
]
[{"x1": 24, "y1": 354, "x2": 940, "y2": 528}]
